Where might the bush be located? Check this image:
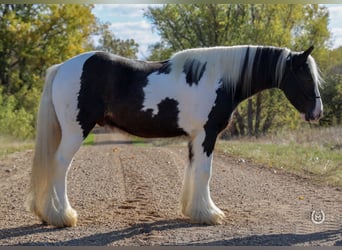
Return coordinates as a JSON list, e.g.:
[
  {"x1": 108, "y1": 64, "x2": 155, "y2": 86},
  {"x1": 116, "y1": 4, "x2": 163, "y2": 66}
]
[{"x1": 0, "y1": 87, "x2": 36, "y2": 139}]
